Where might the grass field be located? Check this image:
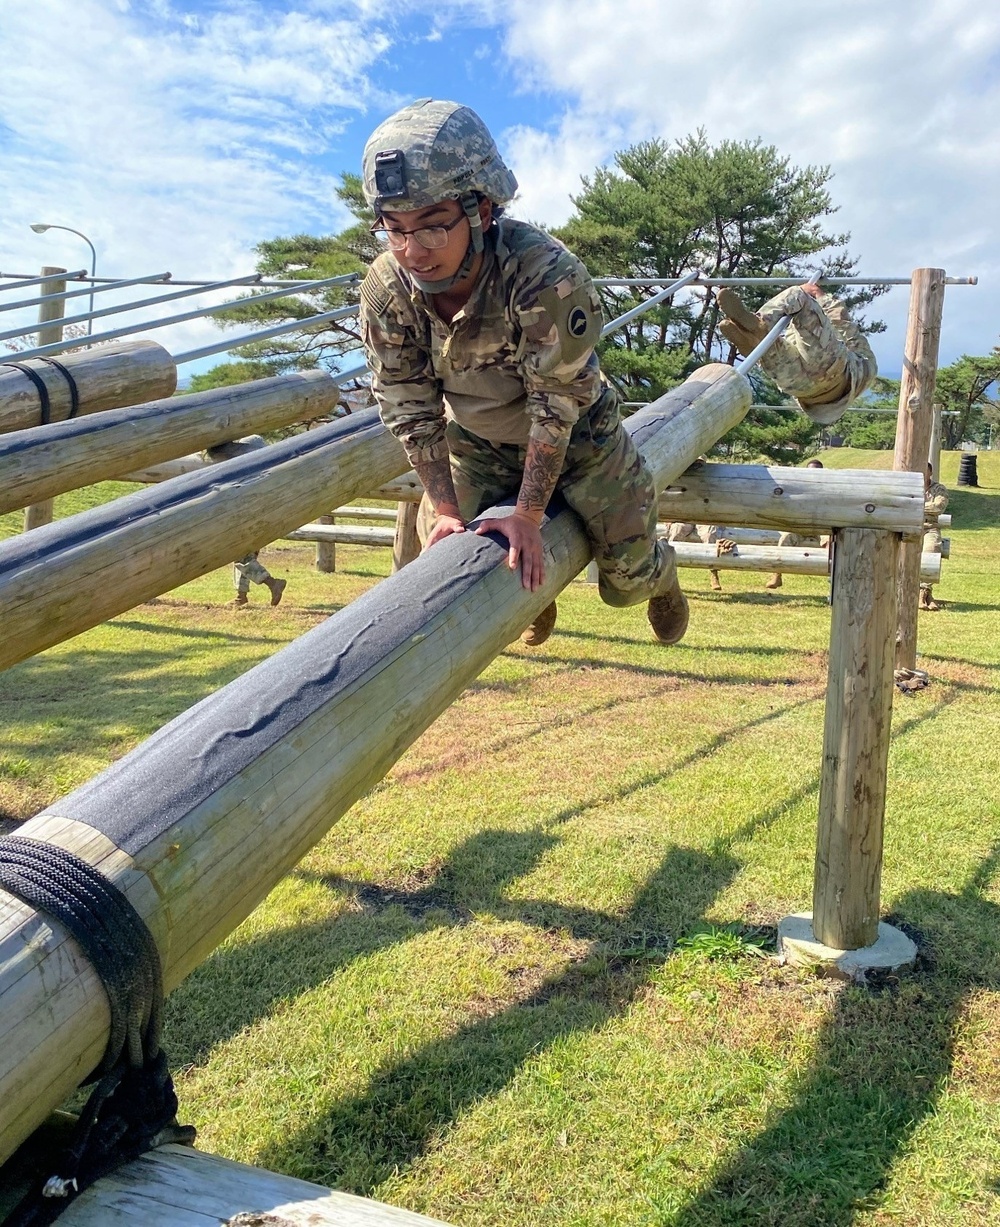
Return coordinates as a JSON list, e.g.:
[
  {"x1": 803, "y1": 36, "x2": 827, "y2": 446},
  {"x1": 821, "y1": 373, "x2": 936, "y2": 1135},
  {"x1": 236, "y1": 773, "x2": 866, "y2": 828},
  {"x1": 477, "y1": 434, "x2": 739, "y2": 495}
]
[{"x1": 1, "y1": 449, "x2": 999, "y2": 1225}]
